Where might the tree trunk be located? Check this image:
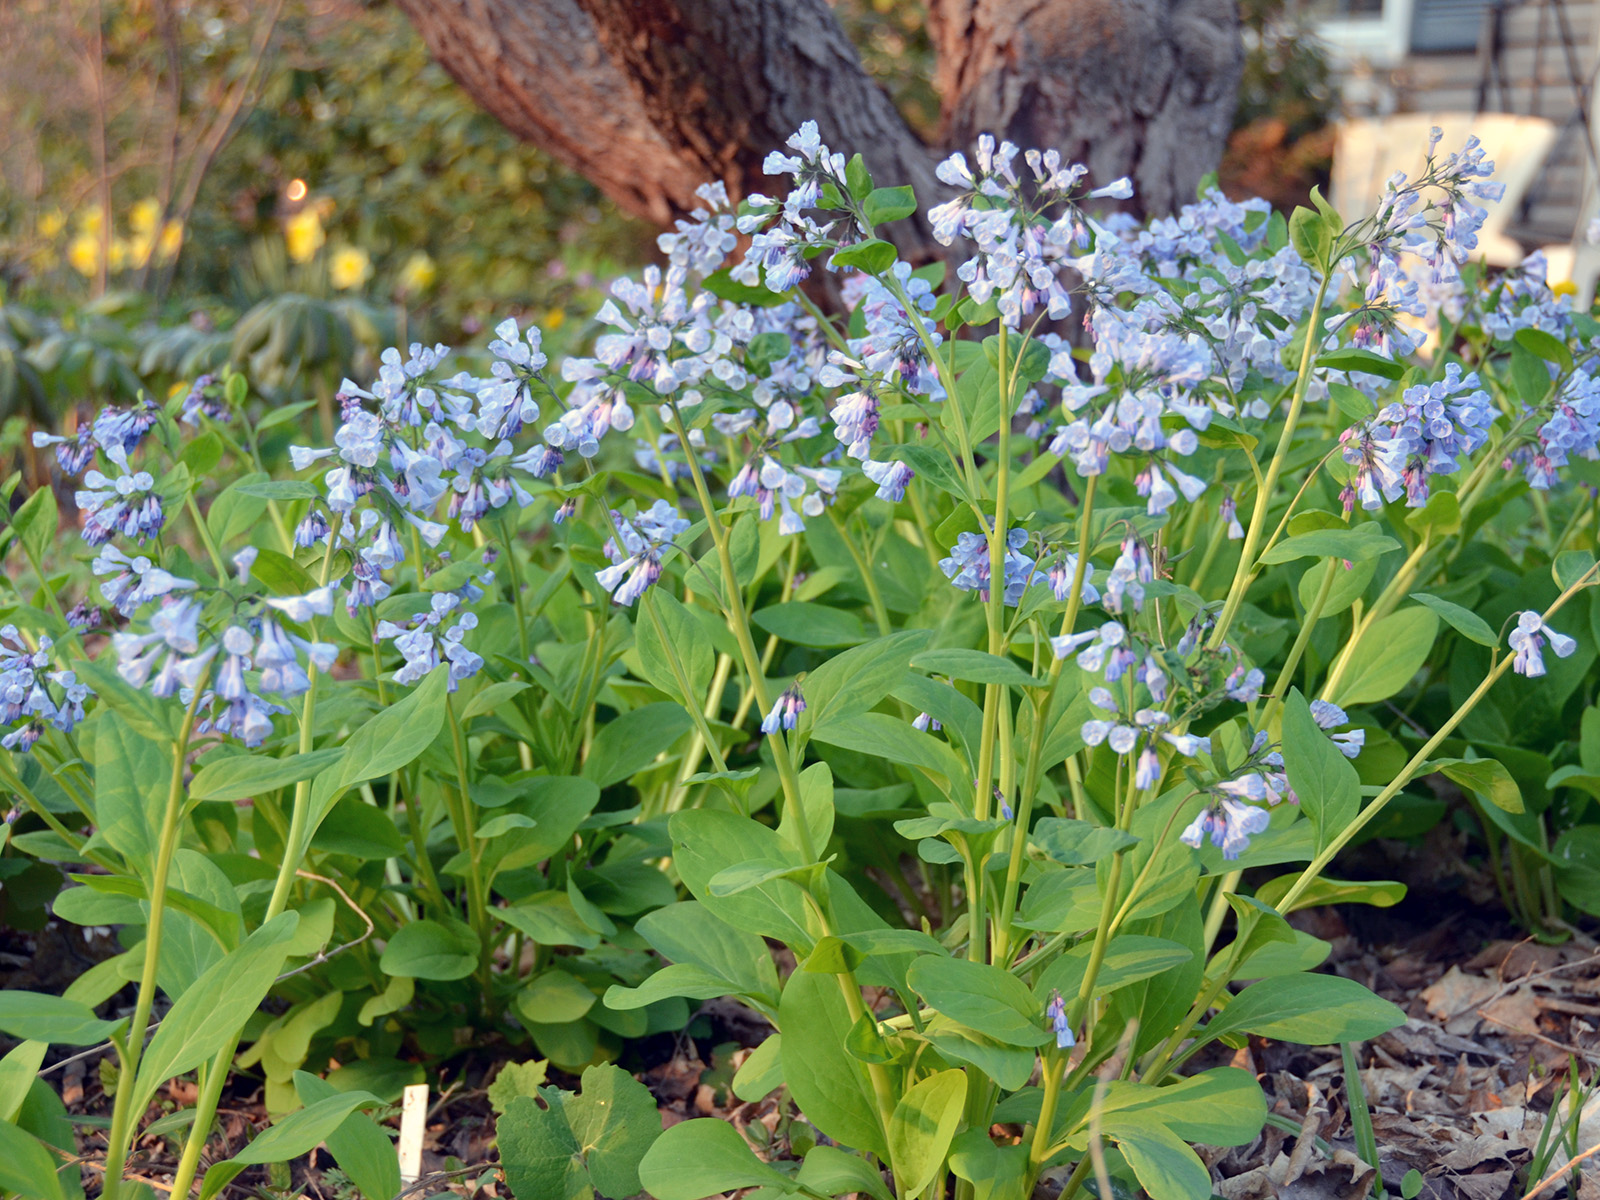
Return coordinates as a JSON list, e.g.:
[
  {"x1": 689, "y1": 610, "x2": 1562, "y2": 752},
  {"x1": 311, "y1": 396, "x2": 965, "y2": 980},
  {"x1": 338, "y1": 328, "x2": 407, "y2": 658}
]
[
  {"x1": 394, "y1": 0, "x2": 1242, "y2": 235},
  {"x1": 927, "y1": 0, "x2": 1244, "y2": 219}
]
